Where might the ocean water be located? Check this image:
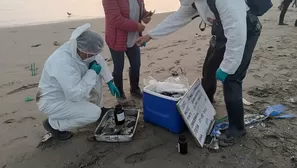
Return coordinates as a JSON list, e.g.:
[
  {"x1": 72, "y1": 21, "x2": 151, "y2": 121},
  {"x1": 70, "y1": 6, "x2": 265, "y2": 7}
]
[{"x1": 0, "y1": 0, "x2": 180, "y2": 28}]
